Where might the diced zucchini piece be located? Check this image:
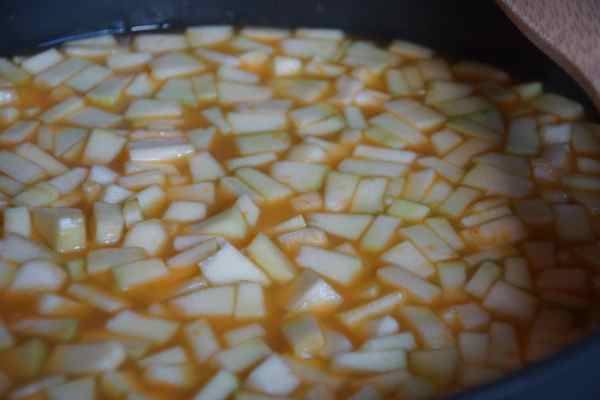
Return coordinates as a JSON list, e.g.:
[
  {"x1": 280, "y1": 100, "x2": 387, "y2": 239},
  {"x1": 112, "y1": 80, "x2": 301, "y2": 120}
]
[
  {"x1": 218, "y1": 81, "x2": 272, "y2": 103},
  {"x1": 333, "y1": 351, "x2": 406, "y2": 373},
  {"x1": 443, "y1": 302, "x2": 490, "y2": 330},
  {"x1": 360, "y1": 215, "x2": 401, "y2": 252},
  {"x1": 363, "y1": 332, "x2": 416, "y2": 352},
  {"x1": 236, "y1": 167, "x2": 293, "y2": 201},
  {"x1": 67, "y1": 283, "x2": 129, "y2": 313},
  {"x1": 286, "y1": 270, "x2": 342, "y2": 312},
  {"x1": 235, "y1": 282, "x2": 266, "y2": 319},
  {"x1": 270, "y1": 161, "x2": 329, "y2": 192},
  {"x1": 142, "y1": 363, "x2": 196, "y2": 388},
  {"x1": 245, "y1": 355, "x2": 299, "y2": 396},
  {"x1": 462, "y1": 216, "x2": 528, "y2": 248},
  {"x1": 9, "y1": 259, "x2": 66, "y2": 294},
  {"x1": 170, "y1": 286, "x2": 235, "y2": 317},
  {"x1": 236, "y1": 131, "x2": 291, "y2": 155},
  {"x1": 189, "y1": 206, "x2": 248, "y2": 239},
  {"x1": 282, "y1": 314, "x2": 324, "y2": 358},
  {"x1": 36, "y1": 293, "x2": 89, "y2": 317},
  {"x1": 438, "y1": 186, "x2": 481, "y2": 218},
  {"x1": 247, "y1": 234, "x2": 296, "y2": 283},
  {"x1": 184, "y1": 320, "x2": 220, "y2": 363},
  {"x1": 377, "y1": 266, "x2": 441, "y2": 303},
  {"x1": 47, "y1": 377, "x2": 95, "y2": 400},
  {"x1": 0, "y1": 339, "x2": 47, "y2": 379},
  {"x1": 123, "y1": 219, "x2": 167, "y2": 256},
  {"x1": 150, "y1": 52, "x2": 204, "y2": 80},
  {"x1": 194, "y1": 370, "x2": 238, "y2": 400},
  {"x1": 228, "y1": 110, "x2": 287, "y2": 134},
  {"x1": 125, "y1": 99, "x2": 182, "y2": 120},
  {"x1": 532, "y1": 93, "x2": 583, "y2": 120},
  {"x1": 387, "y1": 199, "x2": 430, "y2": 222},
  {"x1": 324, "y1": 171, "x2": 360, "y2": 211},
  {"x1": 351, "y1": 177, "x2": 387, "y2": 213},
  {"x1": 483, "y1": 281, "x2": 538, "y2": 321},
  {"x1": 12, "y1": 318, "x2": 78, "y2": 341},
  {"x1": 295, "y1": 245, "x2": 362, "y2": 285},
  {"x1": 4, "y1": 206, "x2": 31, "y2": 238},
  {"x1": 186, "y1": 26, "x2": 233, "y2": 47},
  {"x1": 200, "y1": 242, "x2": 270, "y2": 286},
  {"x1": 106, "y1": 310, "x2": 179, "y2": 344},
  {"x1": 214, "y1": 338, "x2": 271, "y2": 373},
  {"x1": 35, "y1": 58, "x2": 89, "y2": 88},
  {"x1": 113, "y1": 258, "x2": 169, "y2": 291},
  {"x1": 382, "y1": 241, "x2": 434, "y2": 278},
  {"x1": 46, "y1": 341, "x2": 125, "y2": 374},
  {"x1": 270, "y1": 215, "x2": 306, "y2": 234},
  {"x1": 385, "y1": 99, "x2": 445, "y2": 130},
  {"x1": 0, "y1": 58, "x2": 30, "y2": 85},
  {"x1": 338, "y1": 293, "x2": 404, "y2": 327},
  {"x1": 399, "y1": 306, "x2": 454, "y2": 349},
  {"x1": 443, "y1": 138, "x2": 495, "y2": 167},
  {"x1": 0, "y1": 150, "x2": 46, "y2": 183},
  {"x1": 91, "y1": 202, "x2": 123, "y2": 245},
  {"x1": 409, "y1": 348, "x2": 458, "y2": 385},
  {"x1": 308, "y1": 212, "x2": 372, "y2": 240},
  {"x1": 128, "y1": 137, "x2": 193, "y2": 162},
  {"x1": 189, "y1": 151, "x2": 226, "y2": 182},
  {"x1": 224, "y1": 324, "x2": 266, "y2": 347}
]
